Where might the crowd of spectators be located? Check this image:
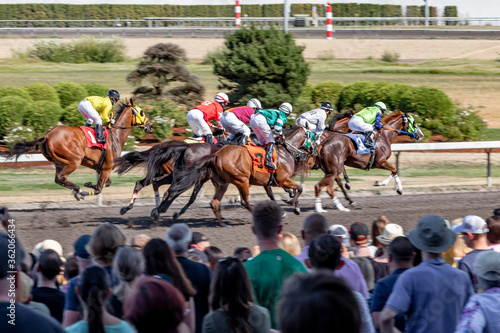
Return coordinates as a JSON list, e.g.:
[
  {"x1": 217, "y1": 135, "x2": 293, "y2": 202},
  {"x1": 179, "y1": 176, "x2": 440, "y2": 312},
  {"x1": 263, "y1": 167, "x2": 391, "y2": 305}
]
[{"x1": 1, "y1": 204, "x2": 500, "y2": 333}]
